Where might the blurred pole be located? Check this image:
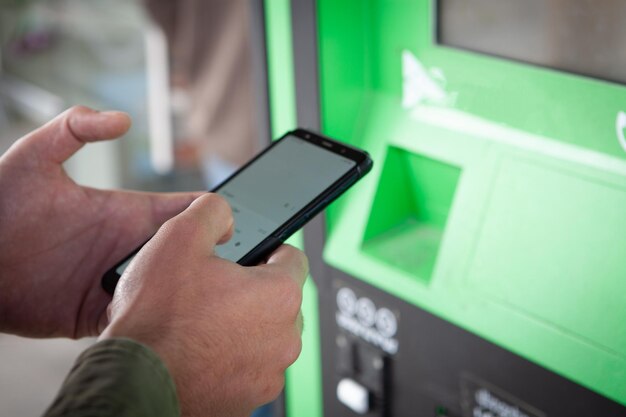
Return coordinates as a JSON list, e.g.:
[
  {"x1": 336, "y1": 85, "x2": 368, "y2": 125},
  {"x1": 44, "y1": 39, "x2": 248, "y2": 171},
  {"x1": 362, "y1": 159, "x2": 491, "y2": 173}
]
[
  {"x1": 0, "y1": 47, "x2": 7, "y2": 126},
  {"x1": 145, "y1": 21, "x2": 174, "y2": 175}
]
